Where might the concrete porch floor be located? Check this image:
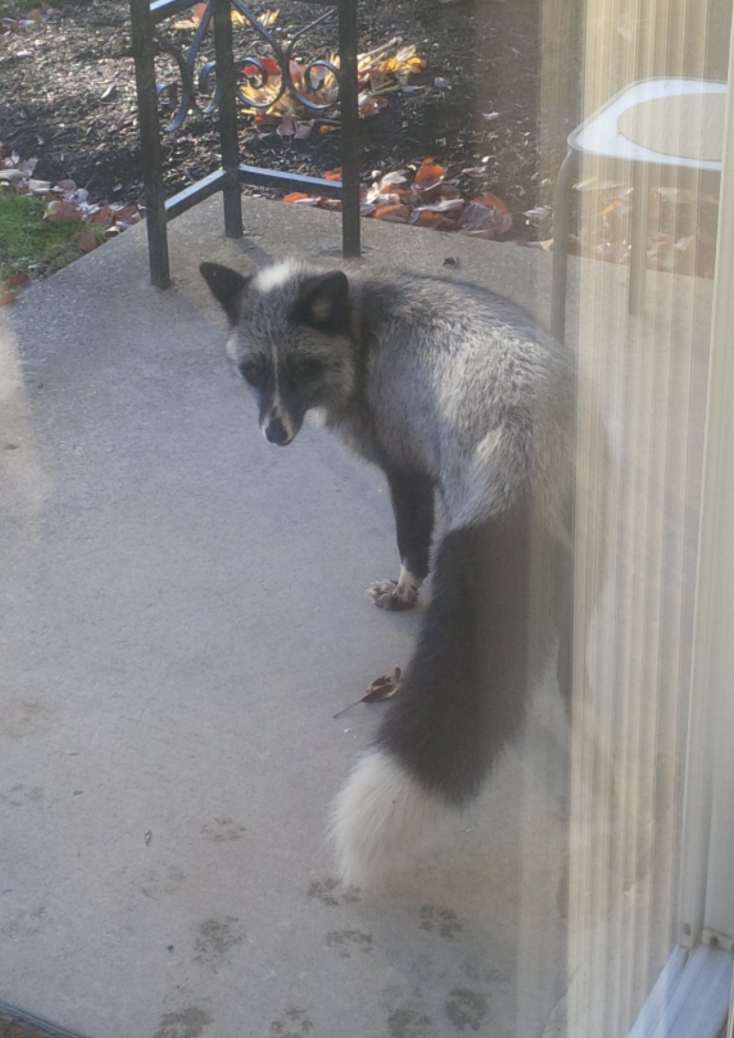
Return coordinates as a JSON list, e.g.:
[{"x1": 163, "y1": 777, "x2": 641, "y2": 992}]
[{"x1": 0, "y1": 194, "x2": 632, "y2": 1038}]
